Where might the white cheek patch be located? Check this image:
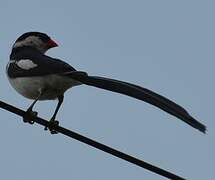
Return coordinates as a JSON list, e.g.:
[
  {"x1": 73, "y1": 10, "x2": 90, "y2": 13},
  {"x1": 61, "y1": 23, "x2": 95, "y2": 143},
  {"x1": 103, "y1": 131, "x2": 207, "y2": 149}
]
[
  {"x1": 16, "y1": 59, "x2": 38, "y2": 70},
  {"x1": 13, "y1": 36, "x2": 42, "y2": 48}
]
